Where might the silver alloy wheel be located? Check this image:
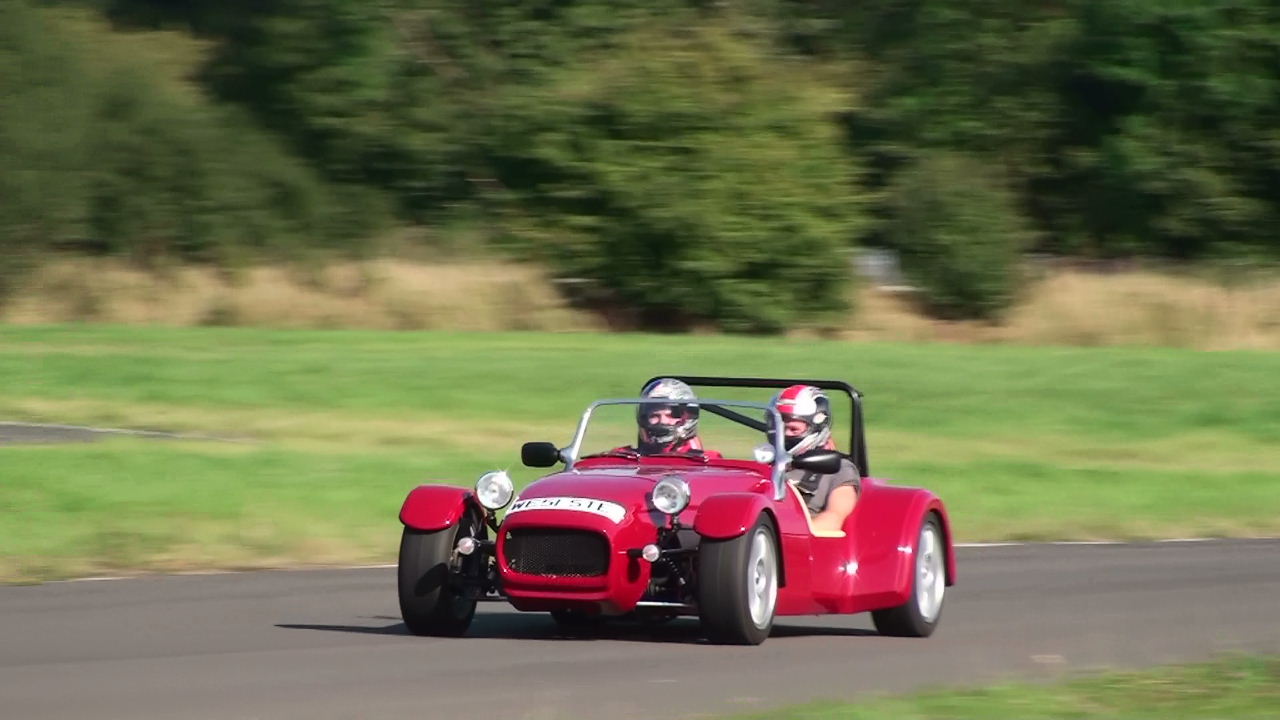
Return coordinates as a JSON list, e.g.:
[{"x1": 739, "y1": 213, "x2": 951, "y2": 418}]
[
  {"x1": 915, "y1": 522, "x2": 945, "y2": 622},
  {"x1": 746, "y1": 527, "x2": 778, "y2": 628}
]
